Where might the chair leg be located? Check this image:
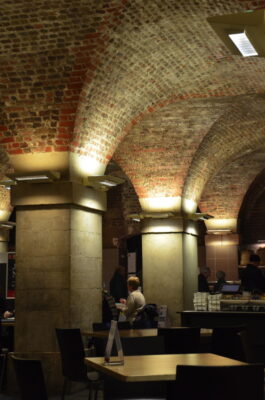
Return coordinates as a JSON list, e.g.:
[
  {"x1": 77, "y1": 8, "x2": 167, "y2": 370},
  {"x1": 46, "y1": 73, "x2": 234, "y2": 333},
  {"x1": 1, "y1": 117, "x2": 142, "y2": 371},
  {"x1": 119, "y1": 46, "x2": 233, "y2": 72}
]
[
  {"x1": 62, "y1": 378, "x2": 69, "y2": 400},
  {"x1": 0, "y1": 354, "x2": 7, "y2": 392}
]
